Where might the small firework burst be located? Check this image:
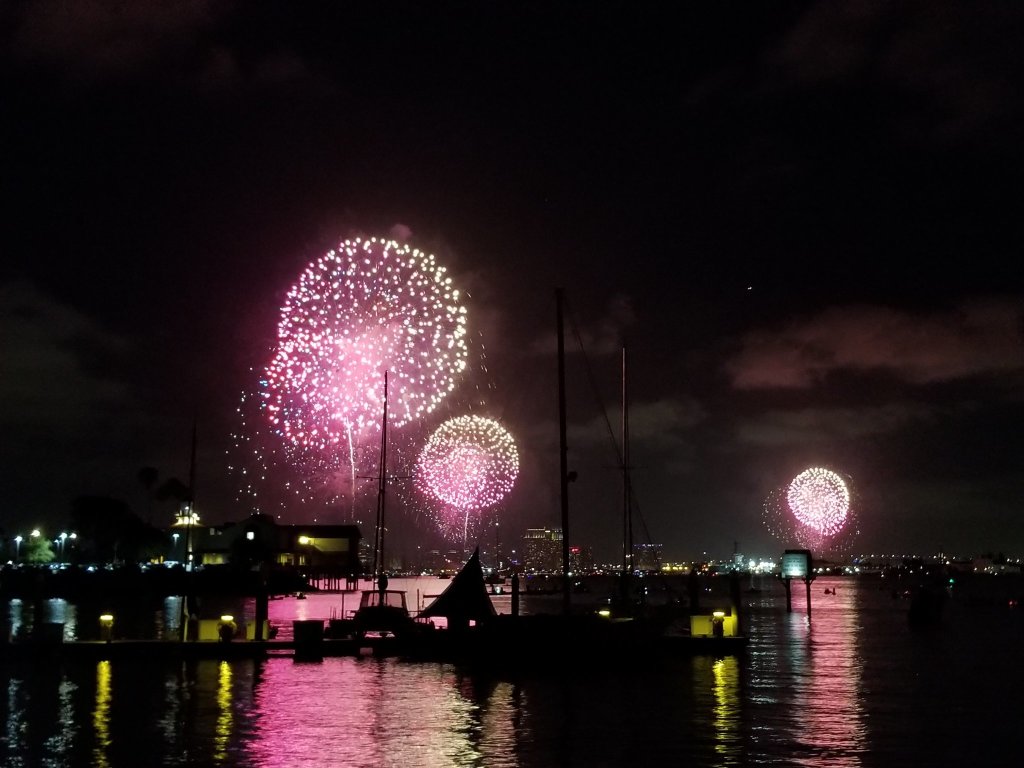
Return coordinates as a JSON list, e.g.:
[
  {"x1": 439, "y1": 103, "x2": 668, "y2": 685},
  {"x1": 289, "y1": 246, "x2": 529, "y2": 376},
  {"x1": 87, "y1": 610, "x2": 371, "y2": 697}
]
[
  {"x1": 416, "y1": 415, "x2": 518, "y2": 542},
  {"x1": 763, "y1": 467, "x2": 860, "y2": 553}
]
